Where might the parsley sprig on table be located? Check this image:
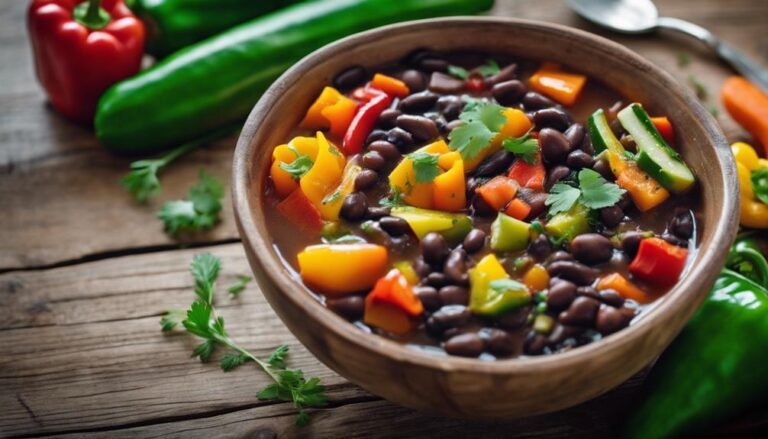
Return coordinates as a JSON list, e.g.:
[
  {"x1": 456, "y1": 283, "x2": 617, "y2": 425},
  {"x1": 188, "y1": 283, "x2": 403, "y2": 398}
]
[
  {"x1": 121, "y1": 142, "x2": 198, "y2": 203},
  {"x1": 449, "y1": 101, "x2": 506, "y2": 160},
  {"x1": 545, "y1": 169, "x2": 625, "y2": 216},
  {"x1": 158, "y1": 171, "x2": 224, "y2": 236},
  {"x1": 227, "y1": 275, "x2": 252, "y2": 298},
  {"x1": 161, "y1": 253, "x2": 327, "y2": 426},
  {"x1": 502, "y1": 131, "x2": 538, "y2": 164}
]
